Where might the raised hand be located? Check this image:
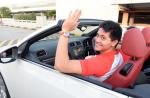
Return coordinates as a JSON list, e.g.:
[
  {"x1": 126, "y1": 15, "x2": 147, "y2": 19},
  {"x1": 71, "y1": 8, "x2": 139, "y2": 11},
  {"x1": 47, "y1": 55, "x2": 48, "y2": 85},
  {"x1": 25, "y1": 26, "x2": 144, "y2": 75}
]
[{"x1": 62, "y1": 10, "x2": 81, "y2": 32}]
